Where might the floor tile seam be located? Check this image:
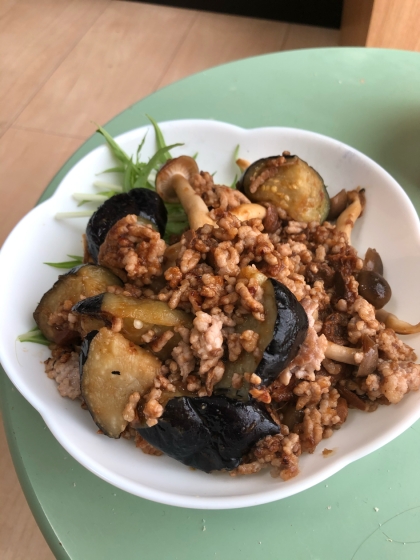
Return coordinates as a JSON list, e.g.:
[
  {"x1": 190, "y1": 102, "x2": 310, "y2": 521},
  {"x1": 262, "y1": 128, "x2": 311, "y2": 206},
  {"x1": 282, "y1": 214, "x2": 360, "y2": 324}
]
[
  {"x1": 9, "y1": 124, "x2": 86, "y2": 141},
  {"x1": 152, "y1": 10, "x2": 200, "y2": 92},
  {"x1": 1, "y1": 0, "x2": 111, "y2": 141}
]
